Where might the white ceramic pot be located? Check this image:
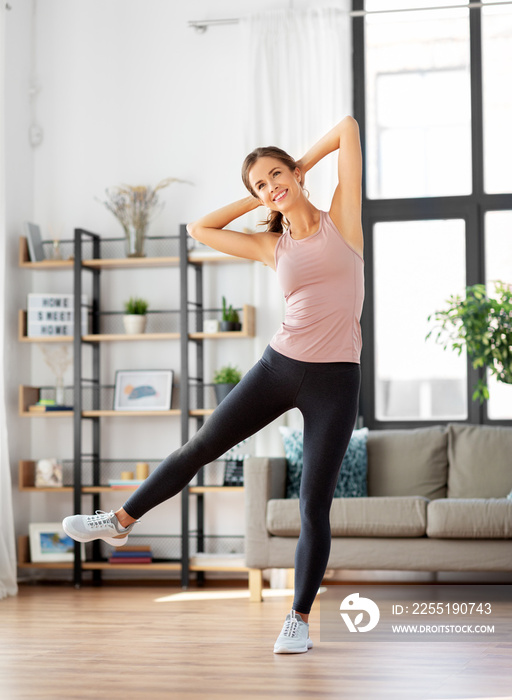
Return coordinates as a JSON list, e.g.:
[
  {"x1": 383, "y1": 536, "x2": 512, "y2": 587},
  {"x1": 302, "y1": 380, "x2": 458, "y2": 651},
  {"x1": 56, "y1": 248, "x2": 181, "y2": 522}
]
[{"x1": 123, "y1": 314, "x2": 147, "y2": 335}]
